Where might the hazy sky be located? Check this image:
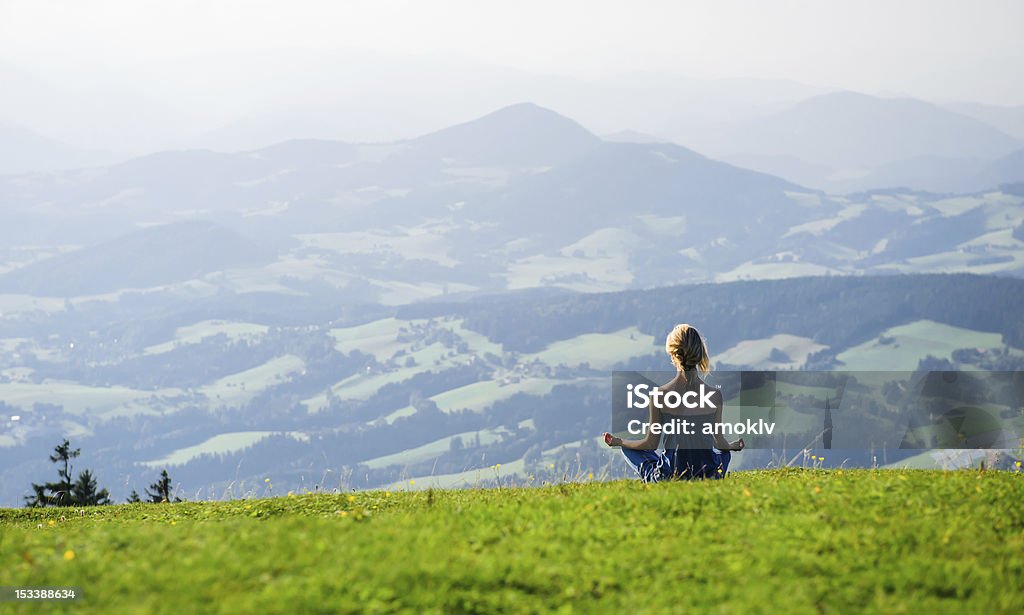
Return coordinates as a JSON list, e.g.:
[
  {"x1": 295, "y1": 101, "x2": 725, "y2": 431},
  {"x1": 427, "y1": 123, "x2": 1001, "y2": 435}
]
[{"x1": 2, "y1": 0, "x2": 1023, "y2": 105}]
